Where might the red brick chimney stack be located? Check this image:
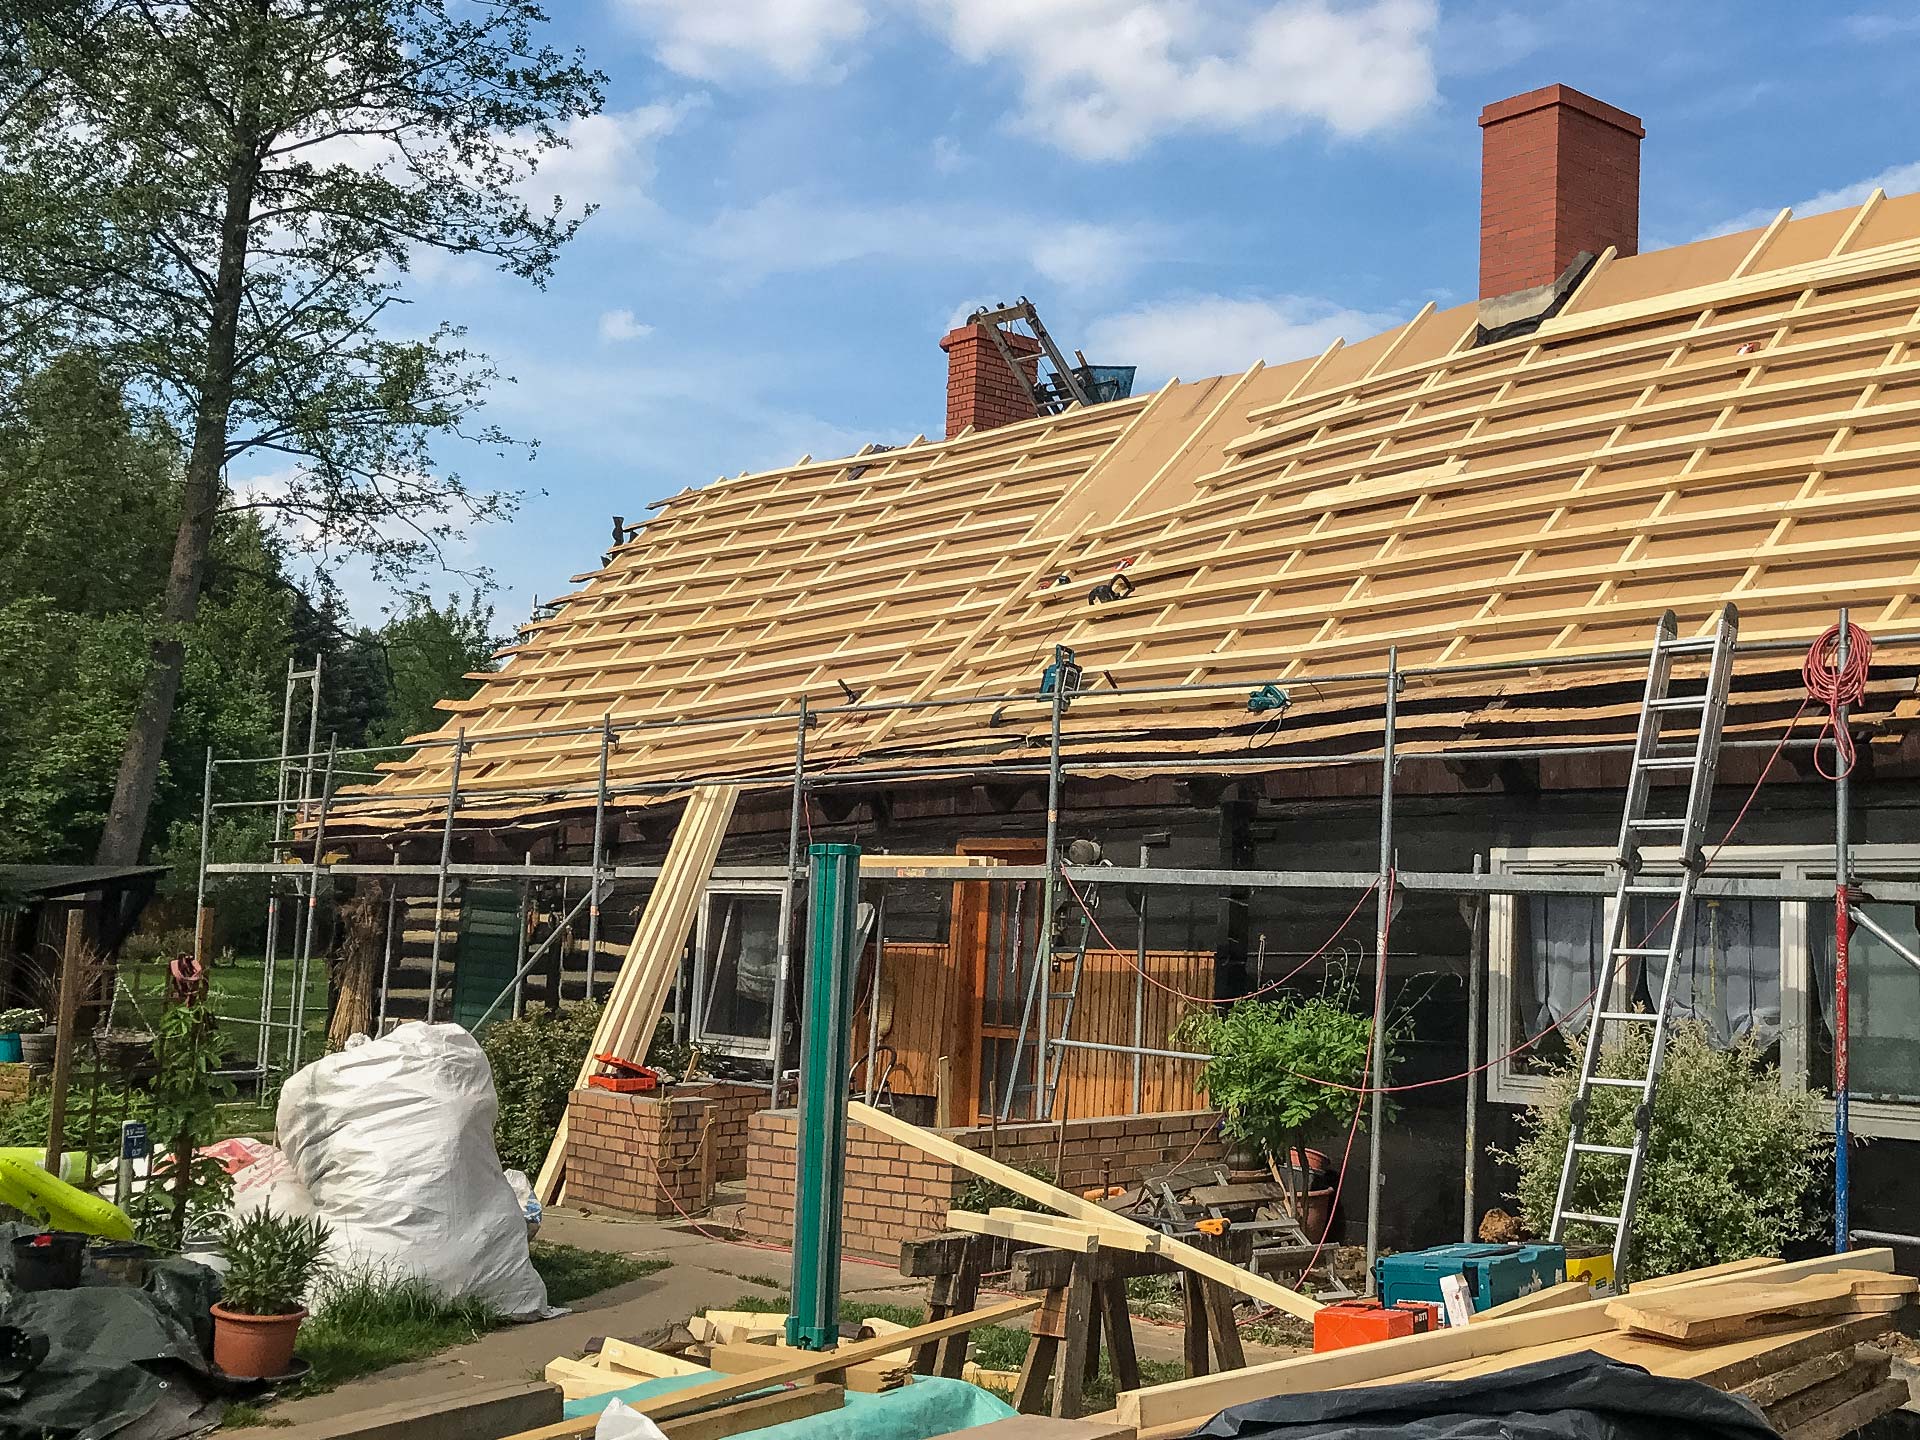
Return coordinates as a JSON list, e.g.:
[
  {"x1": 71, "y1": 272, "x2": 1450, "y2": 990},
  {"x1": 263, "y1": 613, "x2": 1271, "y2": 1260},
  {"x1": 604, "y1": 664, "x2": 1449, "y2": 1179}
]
[
  {"x1": 1478, "y1": 84, "x2": 1644, "y2": 300},
  {"x1": 941, "y1": 323, "x2": 1041, "y2": 438}
]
